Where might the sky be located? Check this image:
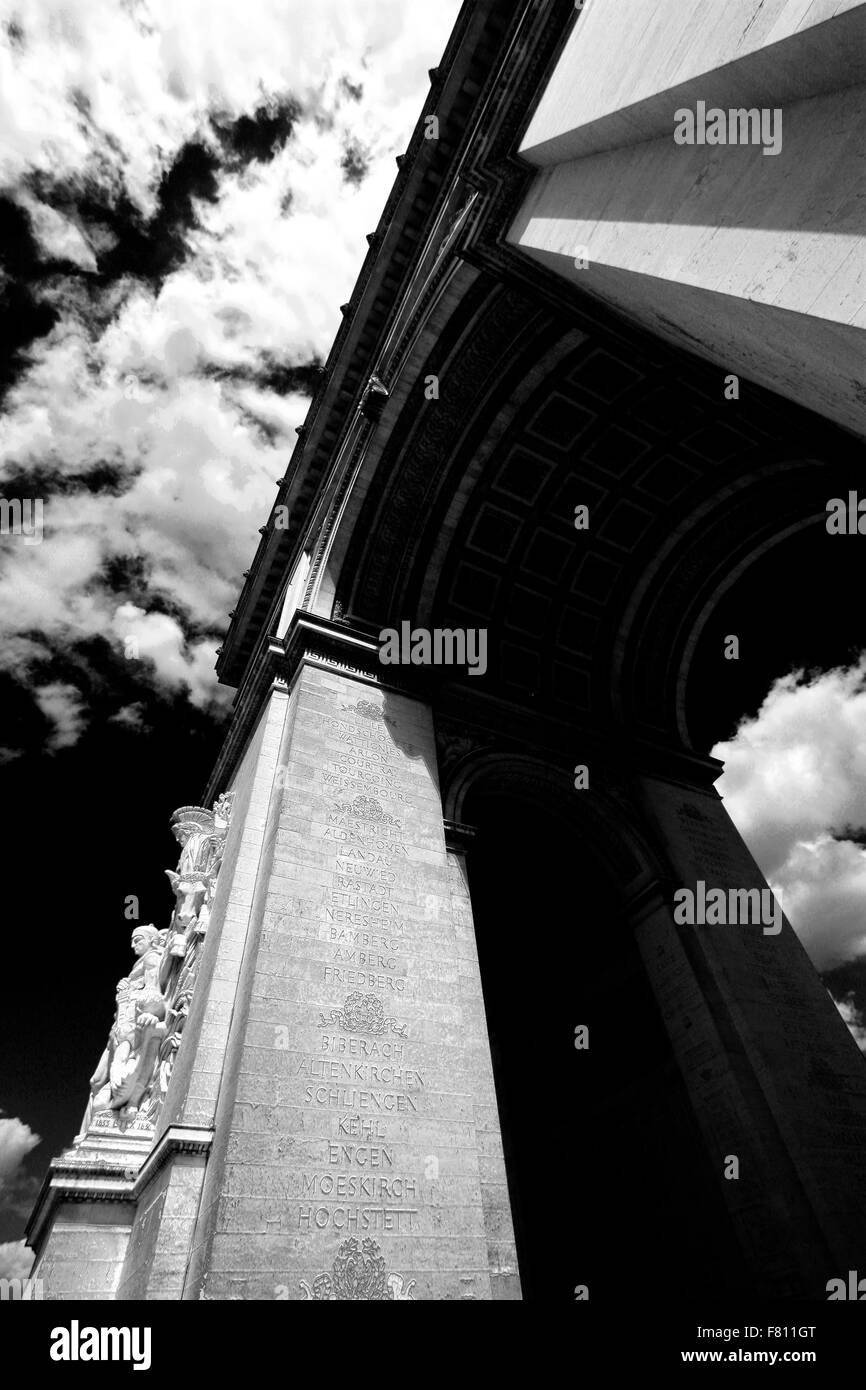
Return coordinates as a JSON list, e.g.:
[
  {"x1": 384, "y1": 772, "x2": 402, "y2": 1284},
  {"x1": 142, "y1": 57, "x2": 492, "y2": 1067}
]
[
  {"x1": 715, "y1": 660, "x2": 866, "y2": 978},
  {"x1": 2, "y1": 0, "x2": 866, "y2": 1284},
  {"x1": 711, "y1": 658, "x2": 866, "y2": 1051},
  {"x1": 0, "y1": 0, "x2": 462, "y2": 750}
]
